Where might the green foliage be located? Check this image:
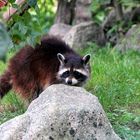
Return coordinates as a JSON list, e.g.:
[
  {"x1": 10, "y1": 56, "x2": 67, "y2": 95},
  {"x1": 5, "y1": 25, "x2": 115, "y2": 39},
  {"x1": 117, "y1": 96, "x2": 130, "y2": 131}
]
[
  {"x1": 108, "y1": 109, "x2": 140, "y2": 140},
  {"x1": 0, "y1": 23, "x2": 13, "y2": 61},
  {"x1": 0, "y1": 91, "x2": 25, "y2": 124},
  {"x1": 8, "y1": 0, "x2": 16, "y2": 3},
  {"x1": 90, "y1": 0, "x2": 106, "y2": 24},
  {"x1": 27, "y1": 0, "x2": 37, "y2": 8},
  {"x1": 85, "y1": 46, "x2": 140, "y2": 112},
  {"x1": 120, "y1": 0, "x2": 140, "y2": 7},
  {"x1": 9, "y1": 11, "x2": 43, "y2": 47},
  {"x1": 91, "y1": 0, "x2": 140, "y2": 31},
  {"x1": 0, "y1": 111, "x2": 23, "y2": 125},
  {"x1": 1, "y1": 0, "x2": 56, "y2": 47},
  {"x1": 0, "y1": 53, "x2": 25, "y2": 124}
]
